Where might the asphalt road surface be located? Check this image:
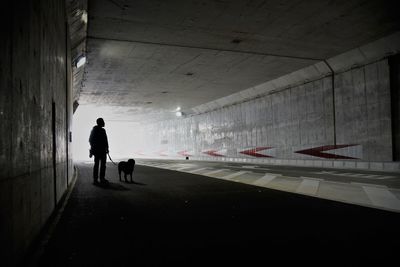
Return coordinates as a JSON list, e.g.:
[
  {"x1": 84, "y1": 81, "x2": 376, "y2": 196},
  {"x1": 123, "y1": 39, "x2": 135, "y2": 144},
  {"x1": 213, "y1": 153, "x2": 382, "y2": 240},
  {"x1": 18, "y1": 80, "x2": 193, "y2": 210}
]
[{"x1": 36, "y1": 162, "x2": 400, "y2": 266}]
